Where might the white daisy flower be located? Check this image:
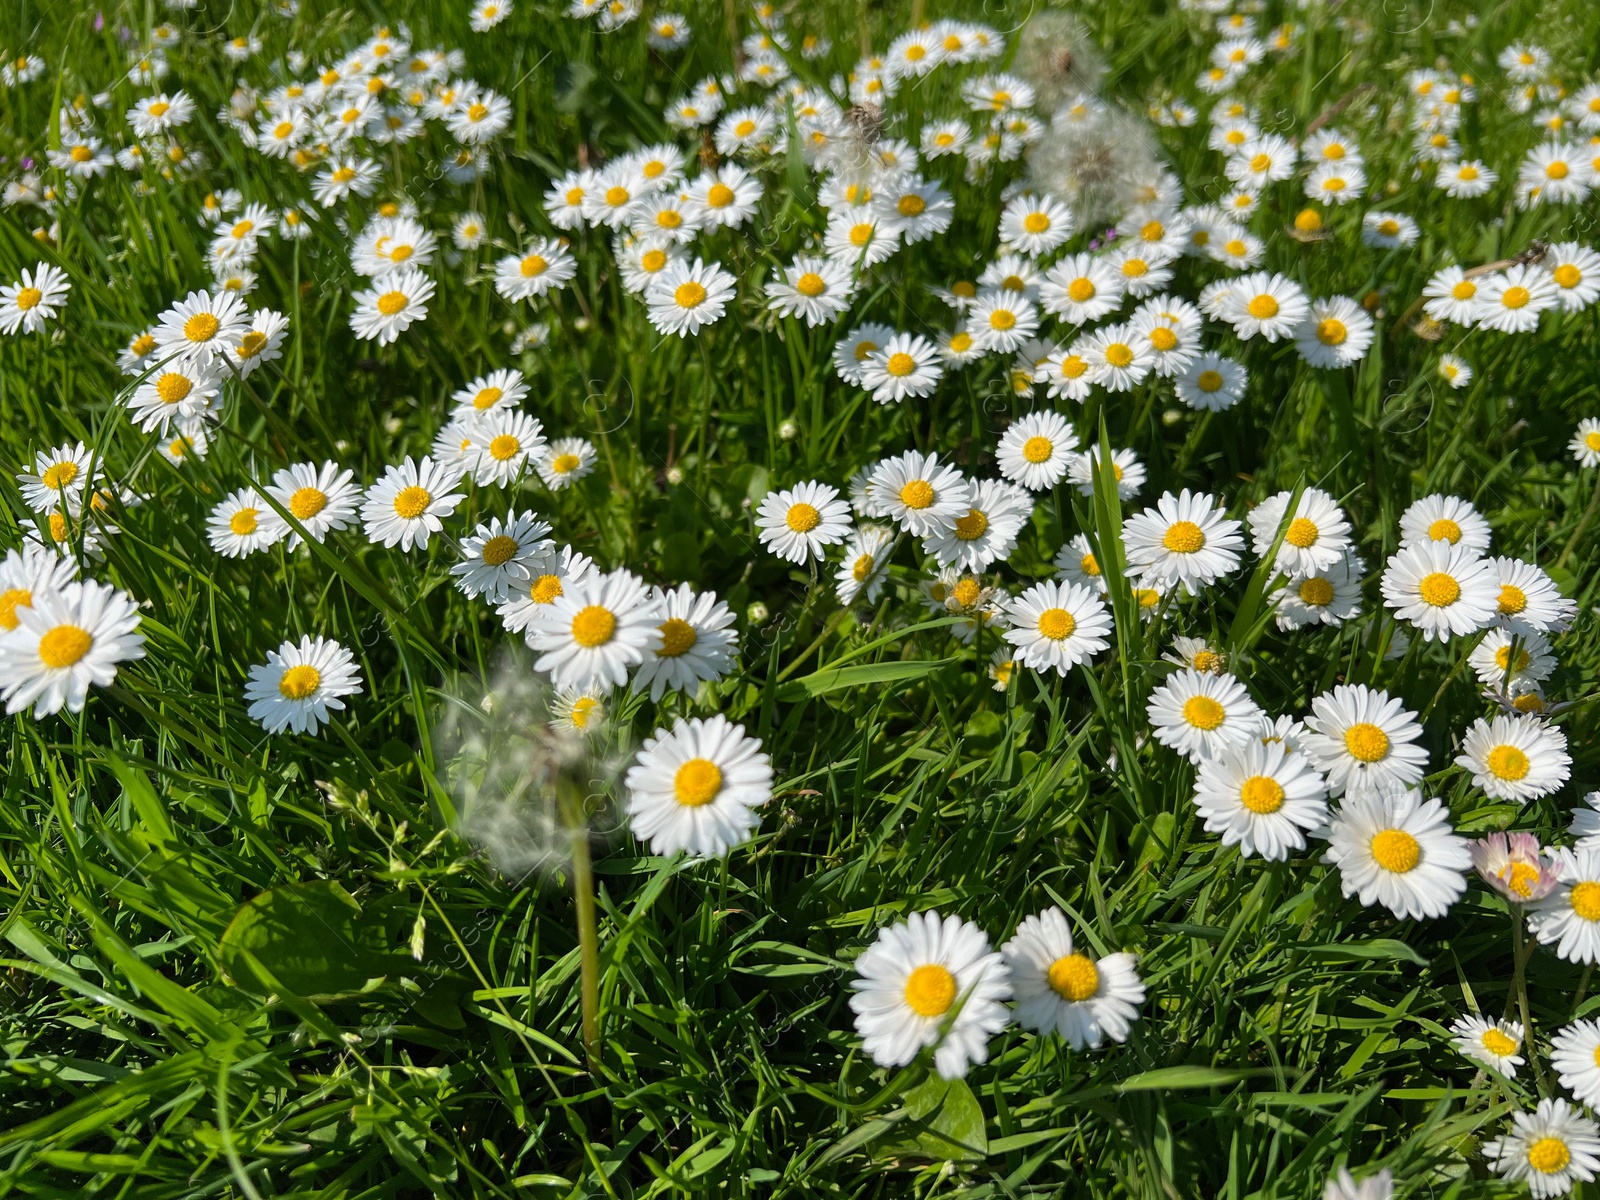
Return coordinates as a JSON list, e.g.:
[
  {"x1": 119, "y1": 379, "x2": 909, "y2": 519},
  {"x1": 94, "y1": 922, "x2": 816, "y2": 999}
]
[
  {"x1": 872, "y1": 175, "x2": 954, "y2": 243},
  {"x1": 1455, "y1": 715, "x2": 1570, "y2": 802},
  {"x1": 152, "y1": 288, "x2": 249, "y2": 367},
  {"x1": 1053, "y1": 533, "x2": 1107, "y2": 593},
  {"x1": 923, "y1": 479, "x2": 1031, "y2": 572},
  {"x1": 1039, "y1": 253, "x2": 1124, "y2": 326},
  {"x1": 243, "y1": 635, "x2": 363, "y2": 735},
  {"x1": 1038, "y1": 343, "x2": 1094, "y2": 403},
  {"x1": 967, "y1": 290, "x2": 1039, "y2": 355},
  {"x1": 1324, "y1": 787, "x2": 1470, "y2": 919},
  {"x1": 360, "y1": 456, "x2": 465, "y2": 551},
  {"x1": 997, "y1": 411, "x2": 1079, "y2": 491},
  {"x1": 497, "y1": 545, "x2": 595, "y2": 637},
  {"x1": 836, "y1": 525, "x2": 895, "y2": 606},
  {"x1": 868, "y1": 452, "x2": 972, "y2": 538},
  {"x1": 1175, "y1": 353, "x2": 1248, "y2": 411},
  {"x1": 1361, "y1": 211, "x2": 1419, "y2": 248},
  {"x1": 1438, "y1": 353, "x2": 1474, "y2": 388},
  {"x1": 755, "y1": 480, "x2": 852, "y2": 564},
  {"x1": 1399, "y1": 494, "x2": 1490, "y2": 555},
  {"x1": 1490, "y1": 556, "x2": 1576, "y2": 635},
  {"x1": 1301, "y1": 684, "x2": 1429, "y2": 799},
  {"x1": 1449, "y1": 1014, "x2": 1524, "y2": 1078},
  {"x1": 1274, "y1": 554, "x2": 1365, "y2": 629},
  {"x1": 1483, "y1": 1098, "x2": 1600, "y2": 1198},
  {"x1": 624, "y1": 715, "x2": 772, "y2": 857},
  {"x1": 450, "y1": 511, "x2": 554, "y2": 603},
  {"x1": 527, "y1": 568, "x2": 663, "y2": 692},
  {"x1": 999, "y1": 193, "x2": 1074, "y2": 257},
  {"x1": 207, "y1": 487, "x2": 284, "y2": 558},
  {"x1": 1477, "y1": 264, "x2": 1558, "y2": 333},
  {"x1": 1295, "y1": 296, "x2": 1375, "y2": 368},
  {"x1": 766, "y1": 255, "x2": 854, "y2": 327},
  {"x1": 1544, "y1": 242, "x2": 1600, "y2": 312},
  {"x1": 1437, "y1": 158, "x2": 1498, "y2": 198},
  {"x1": 1248, "y1": 487, "x2": 1352, "y2": 576},
  {"x1": 466, "y1": 410, "x2": 548, "y2": 487},
  {"x1": 1552, "y1": 1020, "x2": 1600, "y2": 1107},
  {"x1": 1123, "y1": 489, "x2": 1243, "y2": 595},
  {"x1": 645, "y1": 257, "x2": 736, "y2": 337},
  {"x1": 0, "y1": 261, "x2": 71, "y2": 335},
  {"x1": 849, "y1": 910, "x2": 1012, "y2": 1080},
  {"x1": 1147, "y1": 669, "x2": 1264, "y2": 764},
  {"x1": 1381, "y1": 541, "x2": 1498, "y2": 642},
  {"x1": 1192, "y1": 739, "x2": 1329, "y2": 860},
  {"x1": 0, "y1": 544, "x2": 74, "y2": 635},
  {"x1": 349, "y1": 267, "x2": 434, "y2": 345},
  {"x1": 1422, "y1": 266, "x2": 1484, "y2": 326},
  {"x1": 685, "y1": 165, "x2": 763, "y2": 229},
  {"x1": 631, "y1": 584, "x2": 737, "y2": 702},
  {"x1": 0, "y1": 579, "x2": 144, "y2": 717},
  {"x1": 1079, "y1": 322, "x2": 1153, "y2": 393},
  {"x1": 18, "y1": 442, "x2": 94, "y2": 515},
  {"x1": 1002, "y1": 580, "x2": 1112, "y2": 676},
  {"x1": 263, "y1": 460, "x2": 358, "y2": 550},
  {"x1": 536, "y1": 438, "x2": 597, "y2": 491},
  {"x1": 1222, "y1": 272, "x2": 1309, "y2": 342},
  {"x1": 1067, "y1": 447, "x2": 1145, "y2": 500},
  {"x1": 1321, "y1": 1167, "x2": 1393, "y2": 1200},
  {"x1": 451, "y1": 368, "x2": 528, "y2": 420},
  {"x1": 494, "y1": 239, "x2": 577, "y2": 301},
  {"x1": 1470, "y1": 627, "x2": 1557, "y2": 688},
  {"x1": 1002, "y1": 908, "x2": 1144, "y2": 1050}
]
